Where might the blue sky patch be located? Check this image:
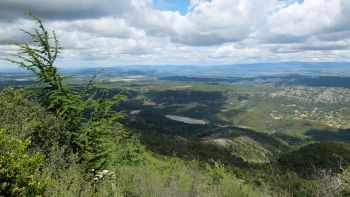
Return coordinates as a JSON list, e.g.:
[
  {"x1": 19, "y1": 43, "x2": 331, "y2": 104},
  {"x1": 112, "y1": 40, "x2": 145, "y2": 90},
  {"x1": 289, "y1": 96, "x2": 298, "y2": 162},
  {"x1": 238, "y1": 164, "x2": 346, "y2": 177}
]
[{"x1": 153, "y1": 0, "x2": 190, "y2": 15}]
